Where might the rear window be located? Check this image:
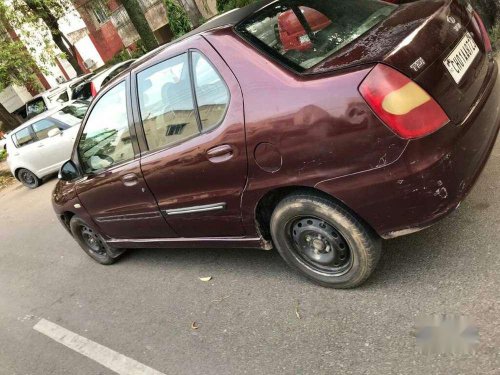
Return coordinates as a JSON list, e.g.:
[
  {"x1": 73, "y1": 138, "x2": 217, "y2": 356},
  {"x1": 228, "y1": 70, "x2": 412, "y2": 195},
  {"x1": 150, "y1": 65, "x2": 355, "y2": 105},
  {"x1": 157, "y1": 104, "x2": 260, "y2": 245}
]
[
  {"x1": 236, "y1": 0, "x2": 396, "y2": 72},
  {"x1": 51, "y1": 101, "x2": 89, "y2": 126},
  {"x1": 26, "y1": 98, "x2": 47, "y2": 118}
]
